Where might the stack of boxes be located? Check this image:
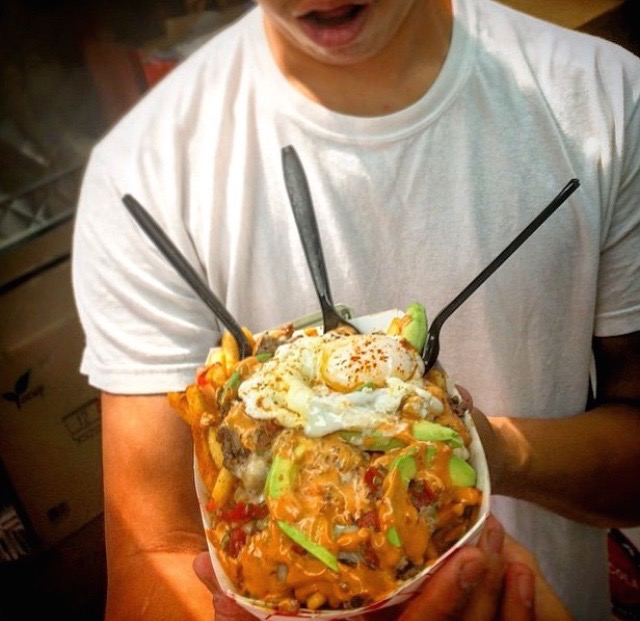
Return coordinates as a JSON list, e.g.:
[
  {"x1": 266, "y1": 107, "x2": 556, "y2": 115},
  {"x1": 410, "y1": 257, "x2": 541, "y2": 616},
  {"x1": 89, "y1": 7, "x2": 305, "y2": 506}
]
[{"x1": 0, "y1": 168, "x2": 103, "y2": 555}]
